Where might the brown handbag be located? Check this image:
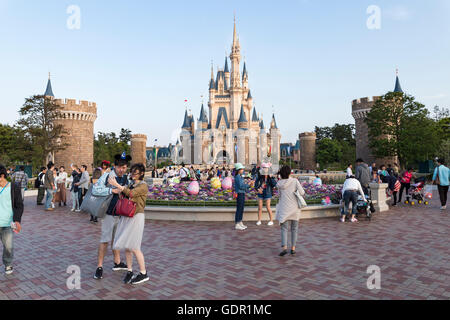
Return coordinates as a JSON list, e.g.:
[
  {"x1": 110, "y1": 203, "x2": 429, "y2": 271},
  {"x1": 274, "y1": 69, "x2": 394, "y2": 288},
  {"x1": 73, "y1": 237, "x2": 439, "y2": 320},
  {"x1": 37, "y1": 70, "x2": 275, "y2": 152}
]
[{"x1": 433, "y1": 167, "x2": 440, "y2": 185}]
